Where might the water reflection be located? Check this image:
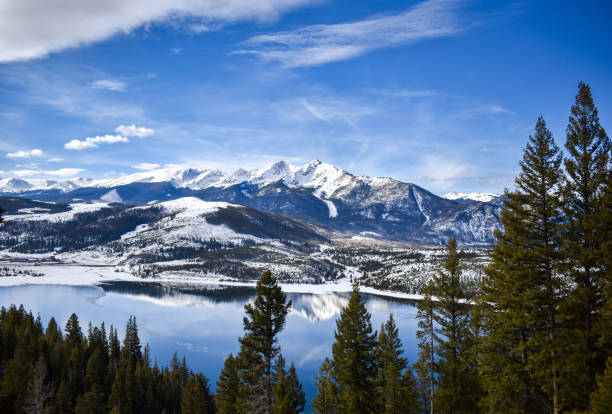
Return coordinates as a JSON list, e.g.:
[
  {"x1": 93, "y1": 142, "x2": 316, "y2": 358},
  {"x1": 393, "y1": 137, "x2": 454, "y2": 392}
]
[{"x1": 0, "y1": 281, "x2": 419, "y2": 413}]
